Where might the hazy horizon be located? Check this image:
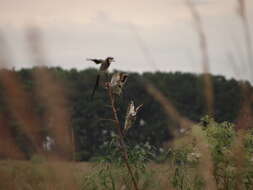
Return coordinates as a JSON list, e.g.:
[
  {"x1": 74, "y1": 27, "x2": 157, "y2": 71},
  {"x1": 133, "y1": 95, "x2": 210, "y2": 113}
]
[{"x1": 1, "y1": 0, "x2": 253, "y2": 82}]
